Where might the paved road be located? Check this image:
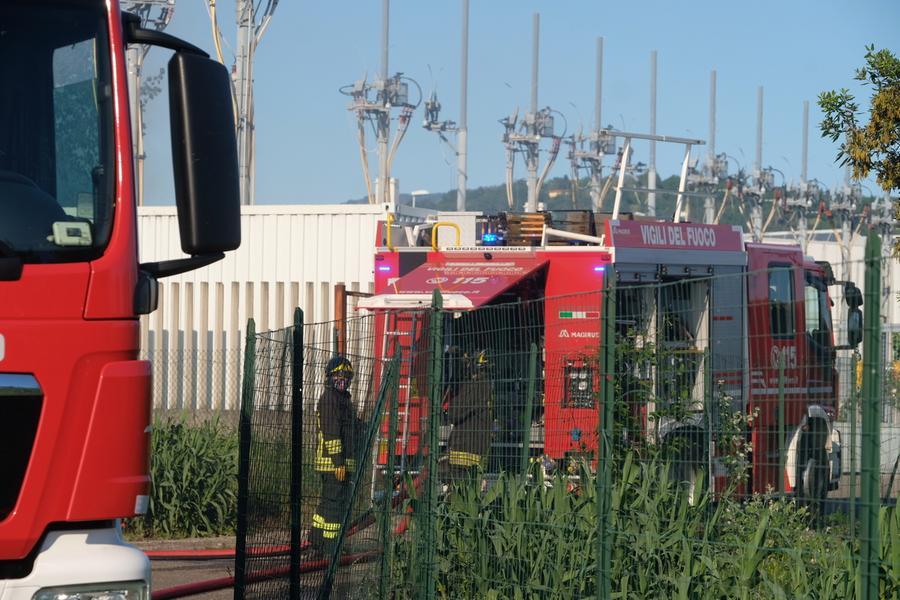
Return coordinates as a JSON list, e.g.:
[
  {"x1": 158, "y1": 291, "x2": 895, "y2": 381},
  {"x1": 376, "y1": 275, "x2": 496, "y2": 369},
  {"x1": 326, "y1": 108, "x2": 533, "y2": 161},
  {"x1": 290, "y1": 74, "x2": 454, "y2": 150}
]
[{"x1": 134, "y1": 537, "x2": 235, "y2": 599}]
